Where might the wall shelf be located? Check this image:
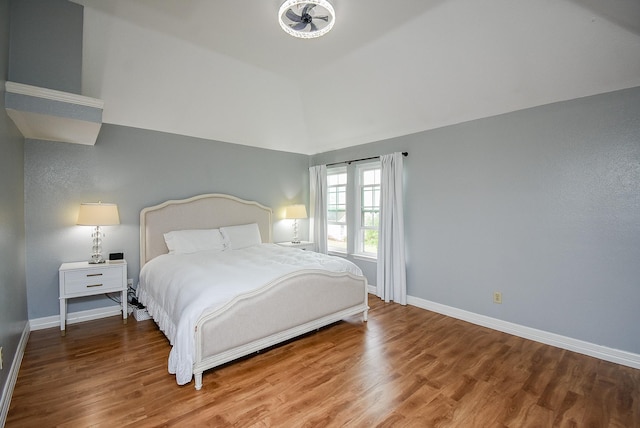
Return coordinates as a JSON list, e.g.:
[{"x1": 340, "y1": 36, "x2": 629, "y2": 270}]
[{"x1": 4, "y1": 81, "x2": 104, "y2": 145}]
